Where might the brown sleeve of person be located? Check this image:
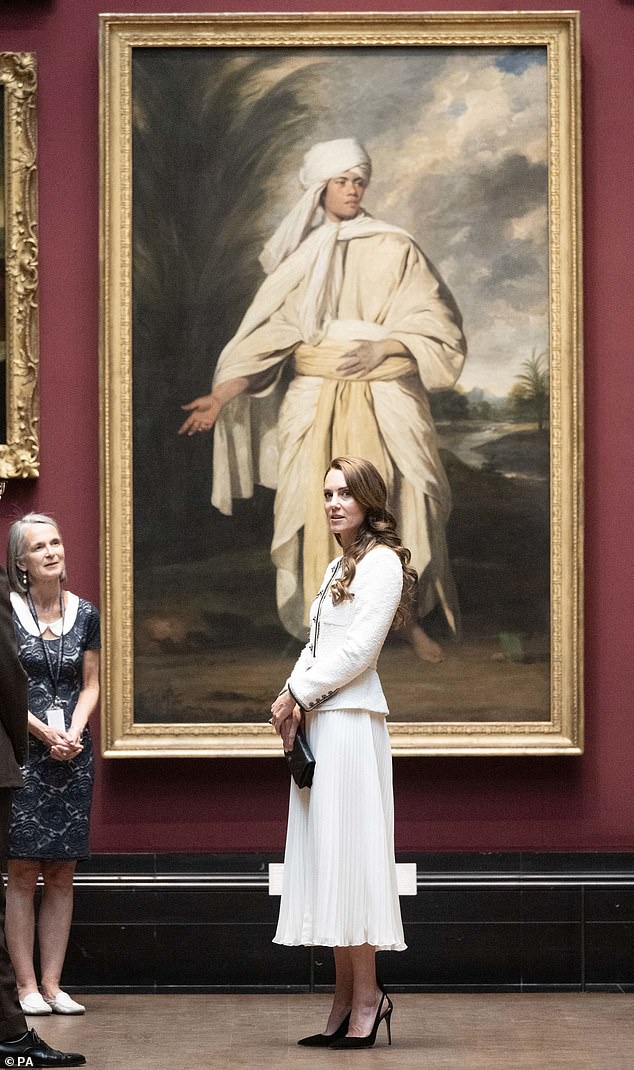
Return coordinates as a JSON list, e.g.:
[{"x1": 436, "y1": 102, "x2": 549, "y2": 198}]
[{"x1": 0, "y1": 567, "x2": 28, "y2": 777}]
